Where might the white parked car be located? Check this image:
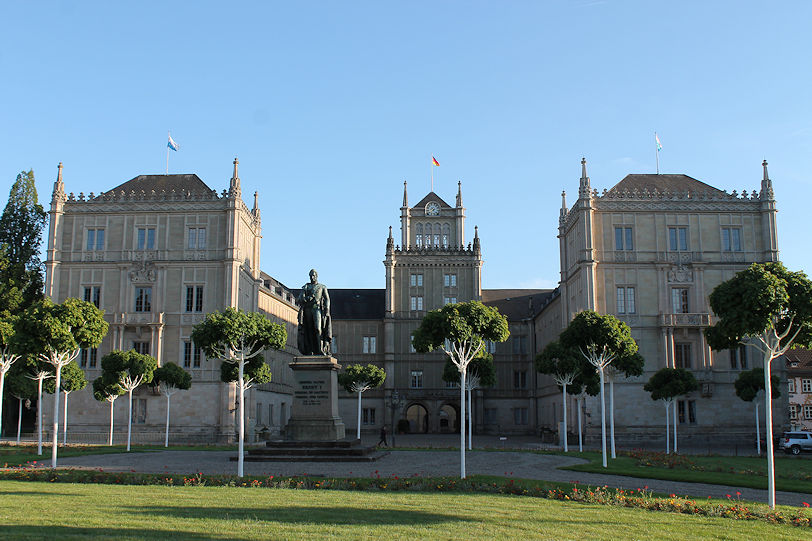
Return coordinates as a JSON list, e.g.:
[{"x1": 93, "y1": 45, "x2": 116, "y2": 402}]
[{"x1": 779, "y1": 431, "x2": 812, "y2": 455}]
